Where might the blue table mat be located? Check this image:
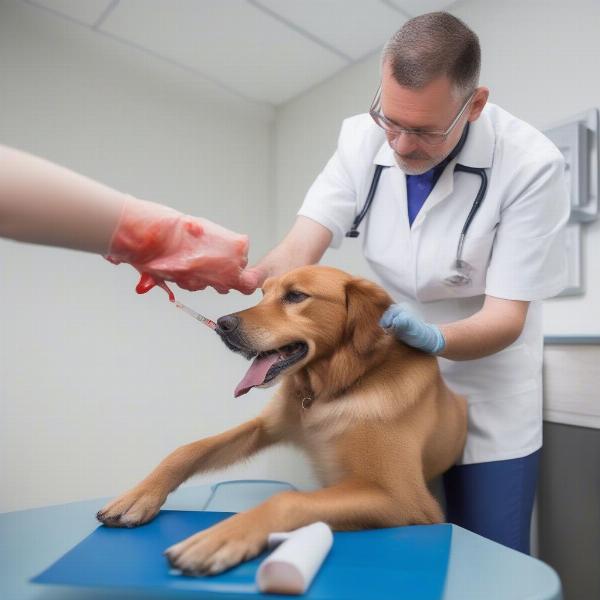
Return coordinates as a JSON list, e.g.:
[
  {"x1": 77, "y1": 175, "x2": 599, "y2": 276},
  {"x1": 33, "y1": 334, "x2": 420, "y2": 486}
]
[{"x1": 32, "y1": 510, "x2": 452, "y2": 599}]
